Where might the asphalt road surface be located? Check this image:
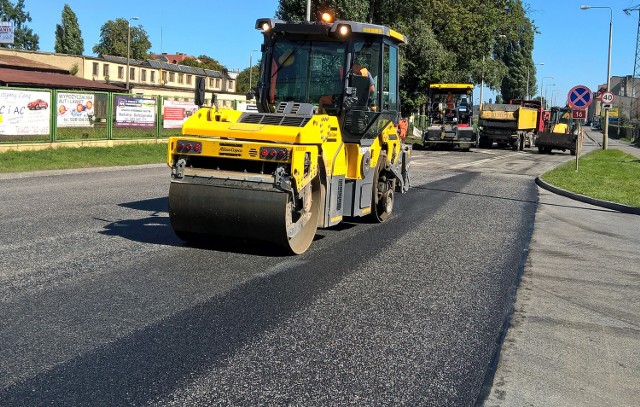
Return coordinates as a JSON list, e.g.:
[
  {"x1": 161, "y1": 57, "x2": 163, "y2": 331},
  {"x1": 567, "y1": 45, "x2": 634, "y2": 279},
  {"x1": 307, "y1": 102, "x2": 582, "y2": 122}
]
[{"x1": 0, "y1": 144, "x2": 587, "y2": 406}]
